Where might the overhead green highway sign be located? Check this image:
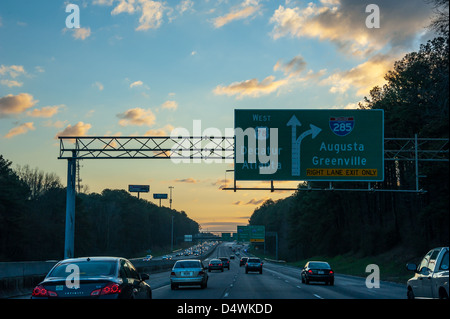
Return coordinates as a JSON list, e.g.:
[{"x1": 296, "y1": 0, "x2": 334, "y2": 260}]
[{"x1": 234, "y1": 109, "x2": 384, "y2": 182}]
